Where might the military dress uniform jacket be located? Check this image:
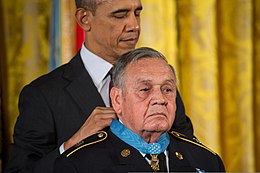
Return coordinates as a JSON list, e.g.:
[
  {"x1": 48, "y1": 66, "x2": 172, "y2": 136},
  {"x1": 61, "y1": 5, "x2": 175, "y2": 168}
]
[
  {"x1": 54, "y1": 130, "x2": 225, "y2": 173},
  {"x1": 6, "y1": 51, "x2": 194, "y2": 173}
]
